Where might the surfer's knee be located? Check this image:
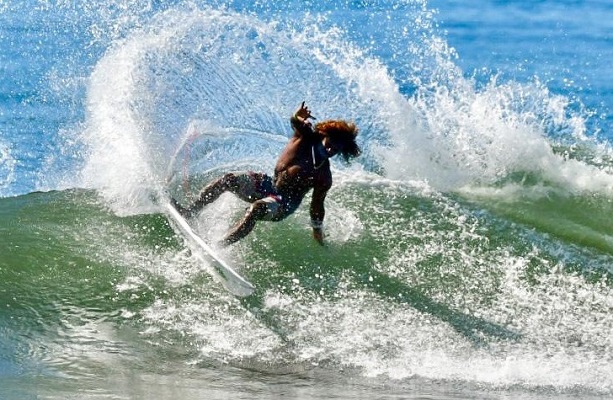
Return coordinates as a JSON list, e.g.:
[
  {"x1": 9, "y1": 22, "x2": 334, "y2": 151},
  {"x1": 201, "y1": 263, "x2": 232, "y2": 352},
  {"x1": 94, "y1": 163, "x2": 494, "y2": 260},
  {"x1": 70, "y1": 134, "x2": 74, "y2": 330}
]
[
  {"x1": 248, "y1": 200, "x2": 269, "y2": 220},
  {"x1": 249, "y1": 200, "x2": 268, "y2": 217},
  {"x1": 219, "y1": 172, "x2": 239, "y2": 189},
  {"x1": 195, "y1": 172, "x2": 238, "y2": 207},
  {"x1": 246, "y1": 197, "x2": 286, "y2": 222}
]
